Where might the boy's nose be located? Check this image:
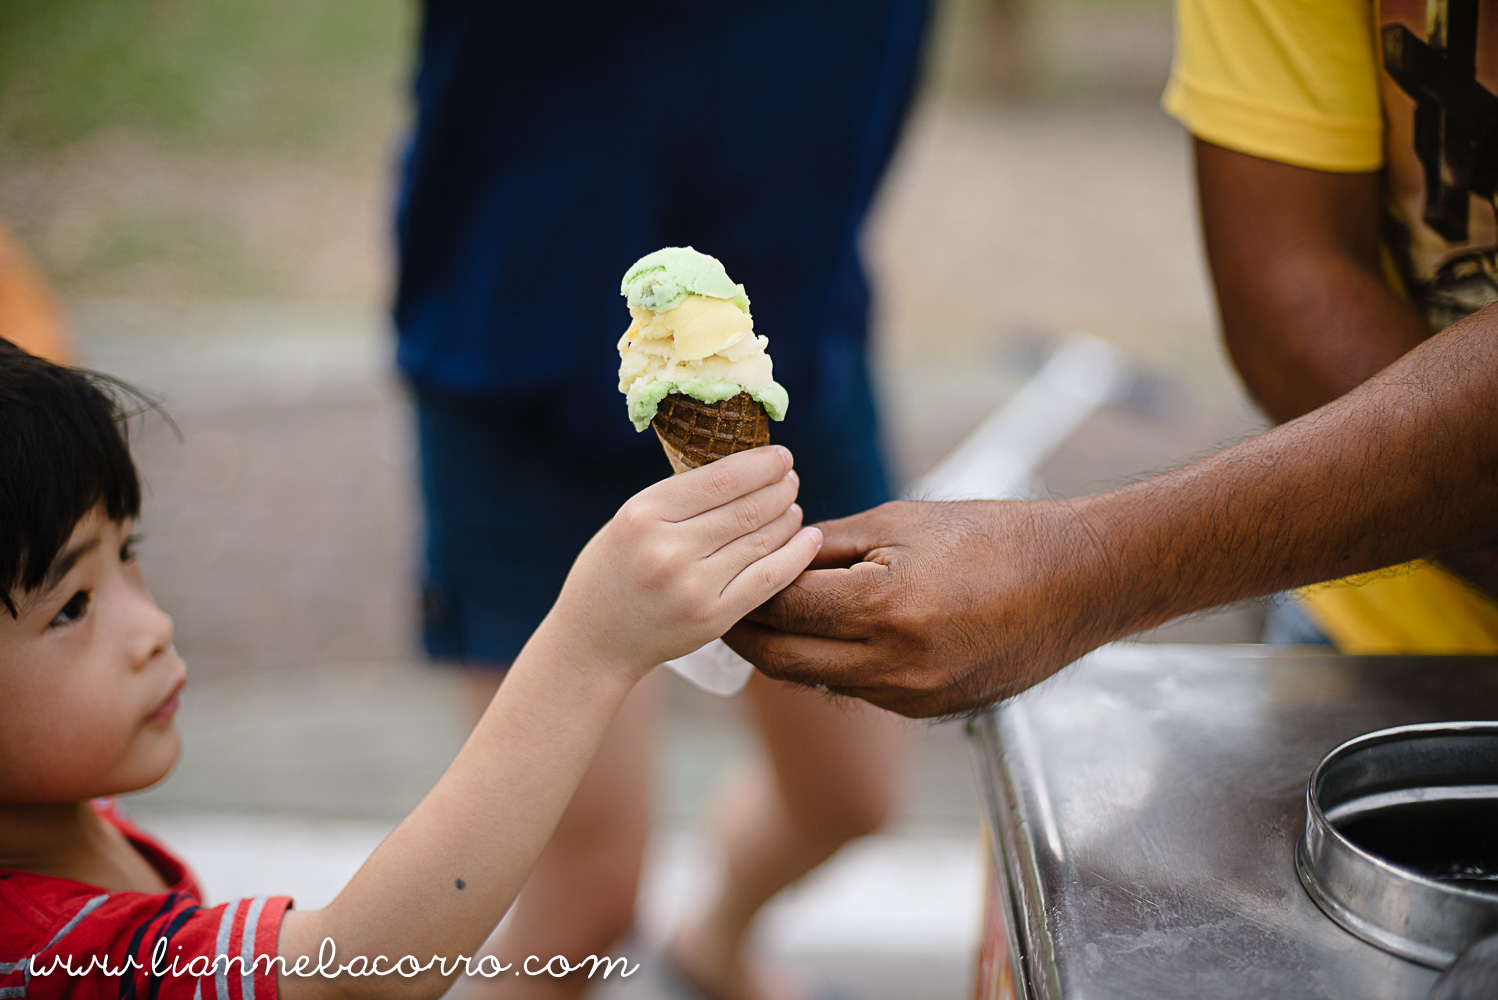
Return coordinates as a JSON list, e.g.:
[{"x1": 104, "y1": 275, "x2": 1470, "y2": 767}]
[{"x1": 129, "y1": 592, "x2": 176, "y2": 670}]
